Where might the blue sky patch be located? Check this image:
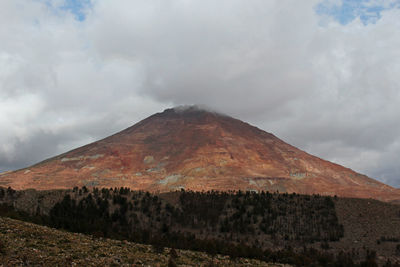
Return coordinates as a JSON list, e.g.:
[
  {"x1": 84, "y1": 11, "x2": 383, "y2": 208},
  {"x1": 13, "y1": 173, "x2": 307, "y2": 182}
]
[
  {"x1": 316, "y1": 0, "x2": 400, "y2": 25},
  {"x1": 39, "y1": 0, "x2": 91, "y2": 21},
  {"x1": 60, "y1": 0, "x2": 91, "y2": 21}
]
